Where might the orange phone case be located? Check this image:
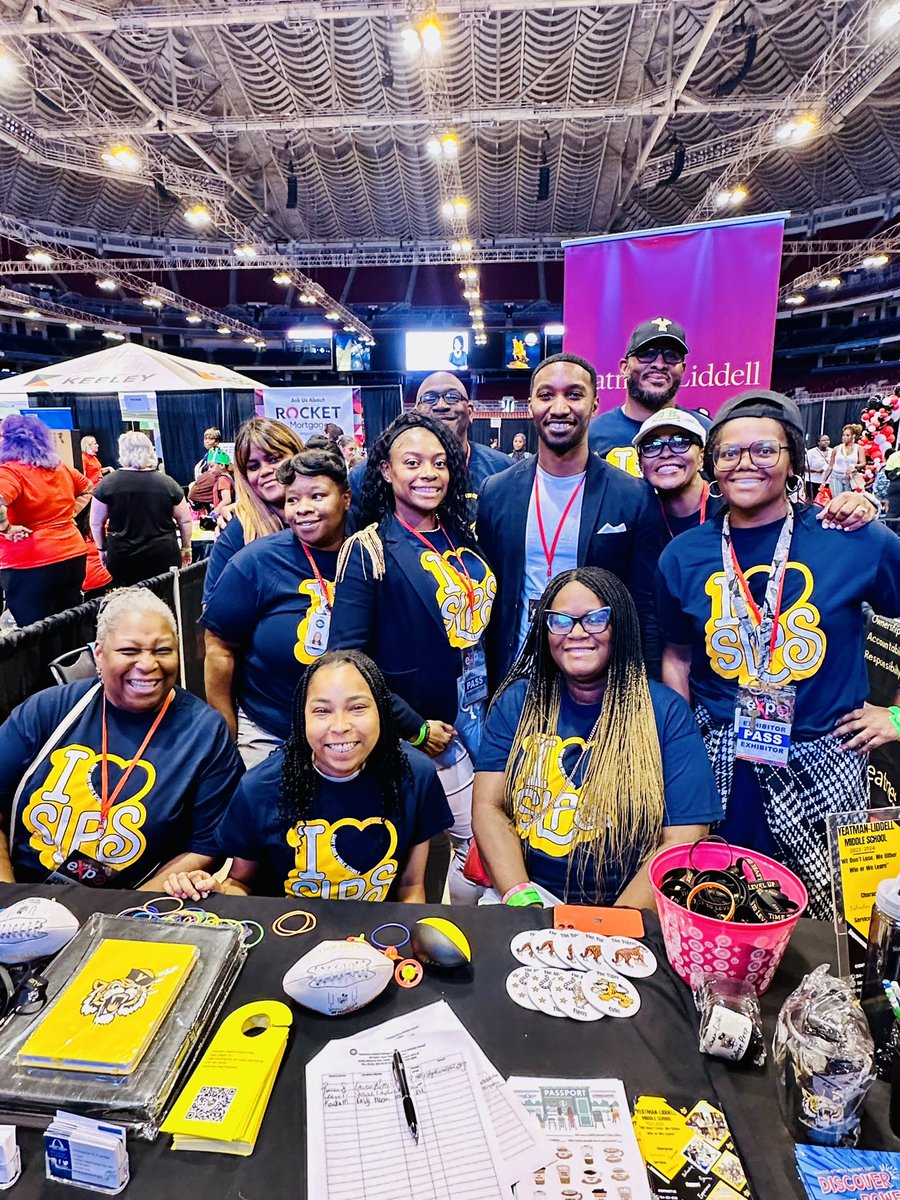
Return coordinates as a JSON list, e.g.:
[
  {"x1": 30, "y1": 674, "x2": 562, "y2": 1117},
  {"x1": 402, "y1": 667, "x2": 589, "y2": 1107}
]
[{"x1": 554, "y1": 904, "x2": 645, "y2": 938}]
